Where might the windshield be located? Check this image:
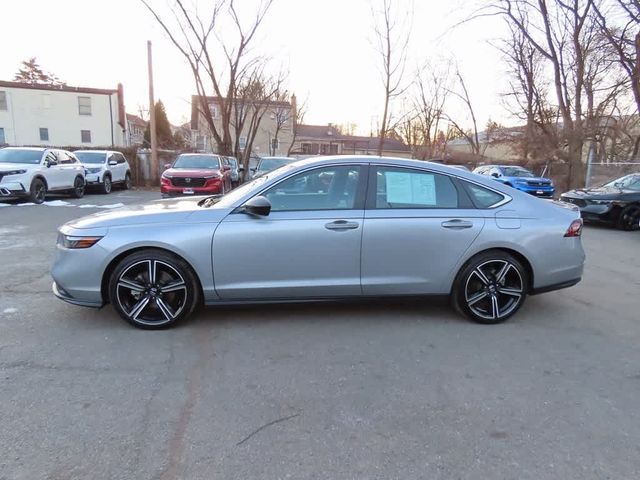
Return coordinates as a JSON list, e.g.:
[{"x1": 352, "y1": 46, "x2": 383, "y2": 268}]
[
  {"x1": 501, "y1": 167, "x2": 534, "y2": 178},
  {"x1": 604, "y1": 174, "x2": 640, "y2": 191},
  {"x1": 74, "y1": 152, "x2": 106, "y2": 164},
  {"x1": 0, "y1": 149, "x2": 43, "y2": 164},
  {"x1": 173, "y1": 154, "x2": 220, "y2": 169},
  {"x1": 258, "y1": 157, "x2": 292, "y2": 172}
]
